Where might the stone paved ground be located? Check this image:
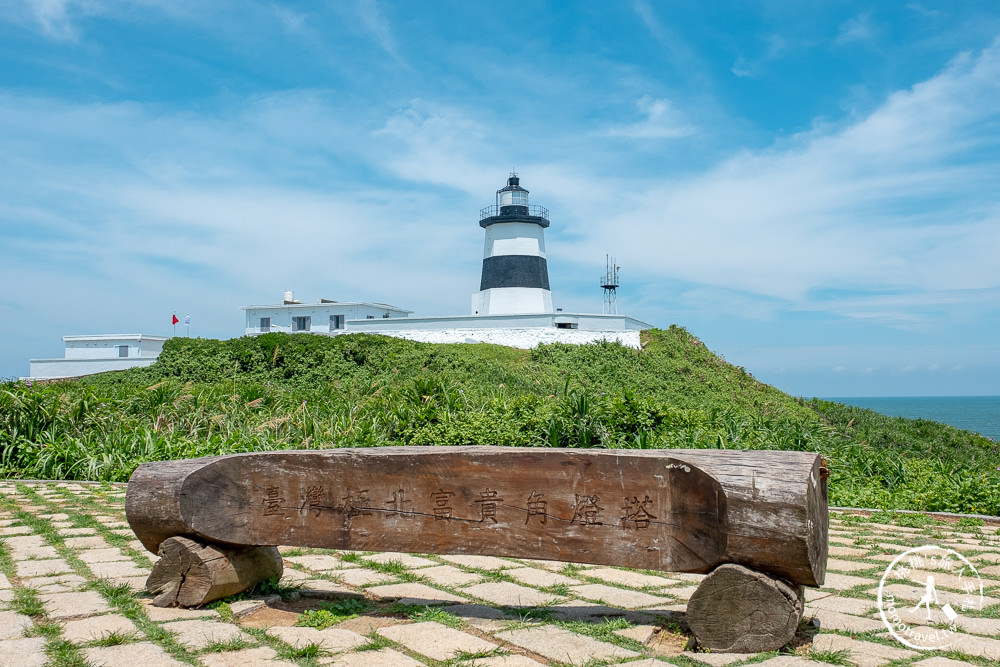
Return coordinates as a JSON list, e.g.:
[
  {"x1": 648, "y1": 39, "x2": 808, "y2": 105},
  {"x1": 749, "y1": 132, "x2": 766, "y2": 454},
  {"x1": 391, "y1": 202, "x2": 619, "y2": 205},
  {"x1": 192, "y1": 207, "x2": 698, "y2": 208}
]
[{"x1": 1, "y1": 481, "x2": 999, "y2": 666}]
